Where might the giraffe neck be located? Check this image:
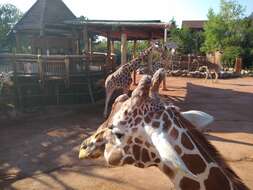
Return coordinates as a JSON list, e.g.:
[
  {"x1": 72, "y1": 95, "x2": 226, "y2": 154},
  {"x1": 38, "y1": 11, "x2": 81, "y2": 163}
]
[
  {"x1": 128, "y1": 47, "x2": 153, "y2": 72},
  {"x1": 151, "y1": 108, "x2": 248, "y2": 190}
]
